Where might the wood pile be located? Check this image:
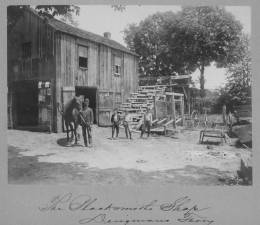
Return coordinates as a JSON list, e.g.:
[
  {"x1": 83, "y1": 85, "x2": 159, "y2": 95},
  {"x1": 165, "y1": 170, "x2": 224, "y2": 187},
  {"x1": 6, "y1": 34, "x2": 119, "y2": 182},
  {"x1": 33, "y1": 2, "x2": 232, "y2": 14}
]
[{"x1": 118, "y1": 85, "x2": 184, "y2": 135}]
